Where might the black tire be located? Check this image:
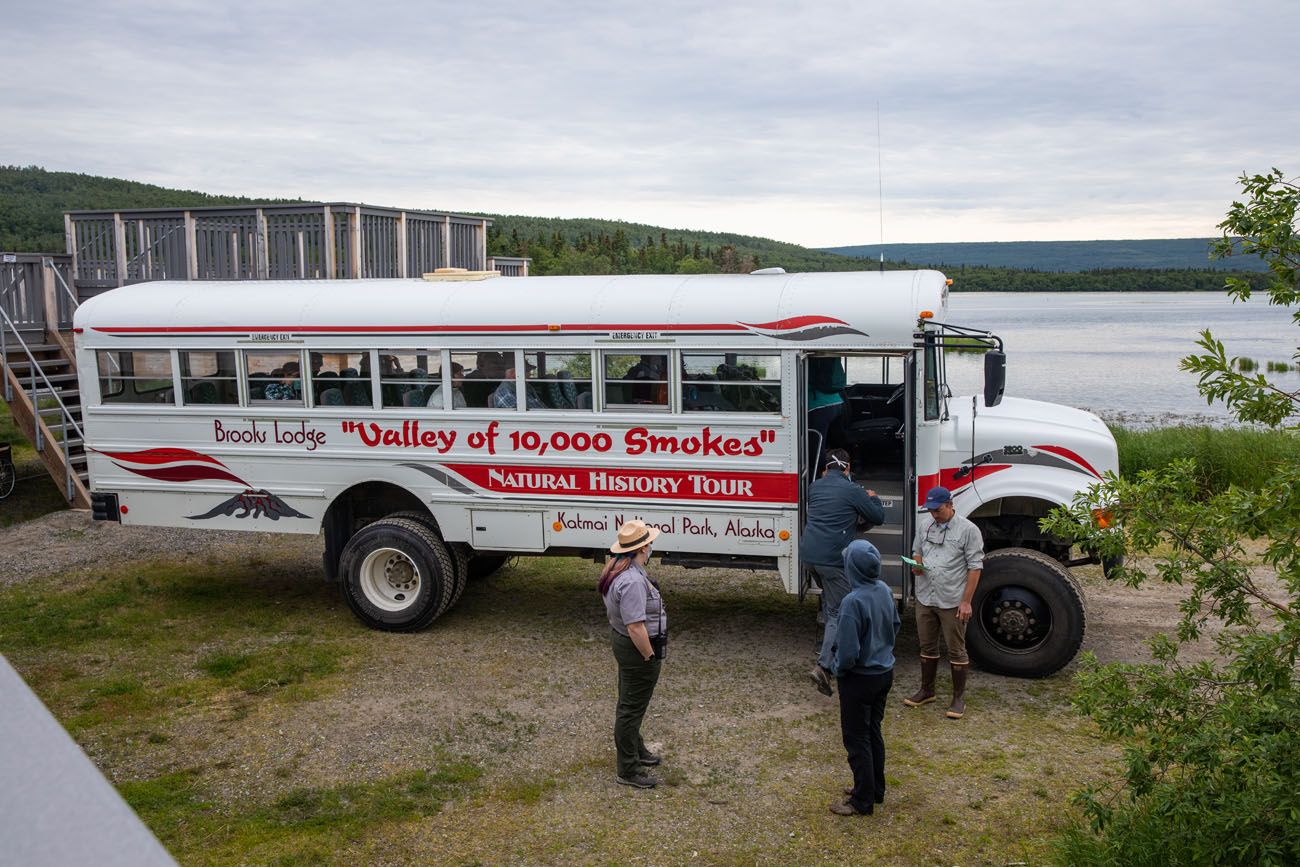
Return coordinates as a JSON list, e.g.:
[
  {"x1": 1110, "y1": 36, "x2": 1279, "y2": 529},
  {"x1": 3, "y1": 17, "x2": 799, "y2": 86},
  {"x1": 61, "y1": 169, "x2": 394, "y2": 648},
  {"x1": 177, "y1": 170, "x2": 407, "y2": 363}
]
[
  {"x1": 467, "y1": 555, "x2": 509, "y2": 581},
  {"x1": 445, "y1": 543, "x2": 471, "y2": 609},
  {"x1": 0, "y1": 457, "x2": 15, "y2": 500},
  {"x1": 339, "y1": 517, "x2": 455, "y2": 631},
  {"x1": 966, "y1": 547, "x2": 1086, "y2": 678},
  {"x1": 389, "y1": 510, "x2": 469, "y2": 613}
]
